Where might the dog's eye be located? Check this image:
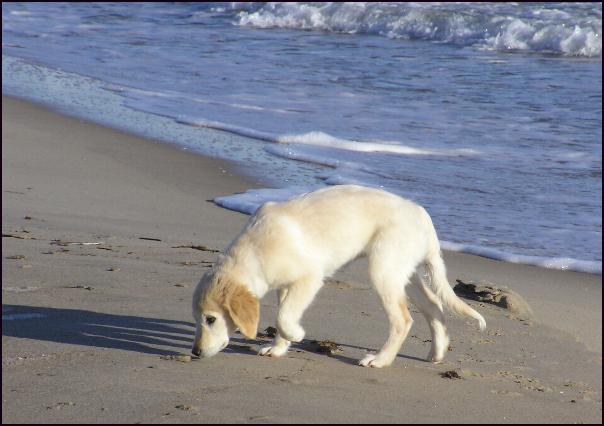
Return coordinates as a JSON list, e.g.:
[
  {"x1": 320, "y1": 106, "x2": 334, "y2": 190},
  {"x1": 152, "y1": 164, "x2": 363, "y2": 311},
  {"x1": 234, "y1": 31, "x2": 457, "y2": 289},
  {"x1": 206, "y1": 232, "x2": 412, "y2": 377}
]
[{"x1": 206, "y1": 316, "x2": 216, "y2": 325}]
